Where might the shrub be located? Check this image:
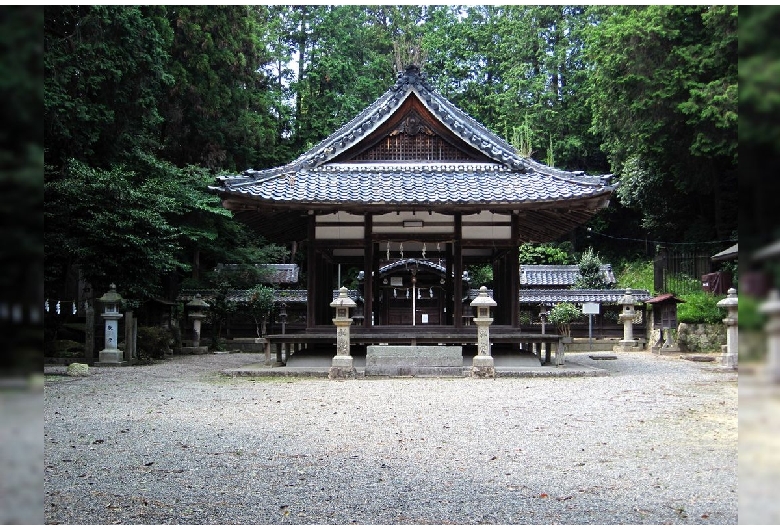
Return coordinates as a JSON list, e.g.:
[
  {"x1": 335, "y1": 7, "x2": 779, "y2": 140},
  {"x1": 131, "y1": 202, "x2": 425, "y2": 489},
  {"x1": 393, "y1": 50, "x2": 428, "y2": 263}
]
[
  {"x1": 548, "y1": 302, "x2": 582, "y2": 336},
  {"x1": 677, "y1": 292, "x2": 725, "y2": 324},
  {"x1": 136, "y1": 326, "x2": 174, "y2": 364}
]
